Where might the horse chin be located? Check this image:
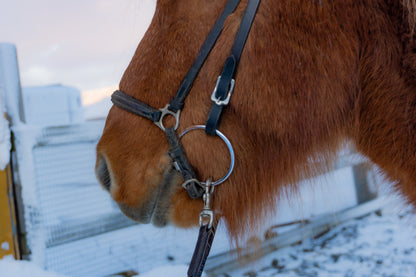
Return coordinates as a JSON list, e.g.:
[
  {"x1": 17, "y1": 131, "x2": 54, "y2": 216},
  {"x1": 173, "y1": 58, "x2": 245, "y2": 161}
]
[{"x1": 117, "y1": 167, "x2": 182, "y2": 227}]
